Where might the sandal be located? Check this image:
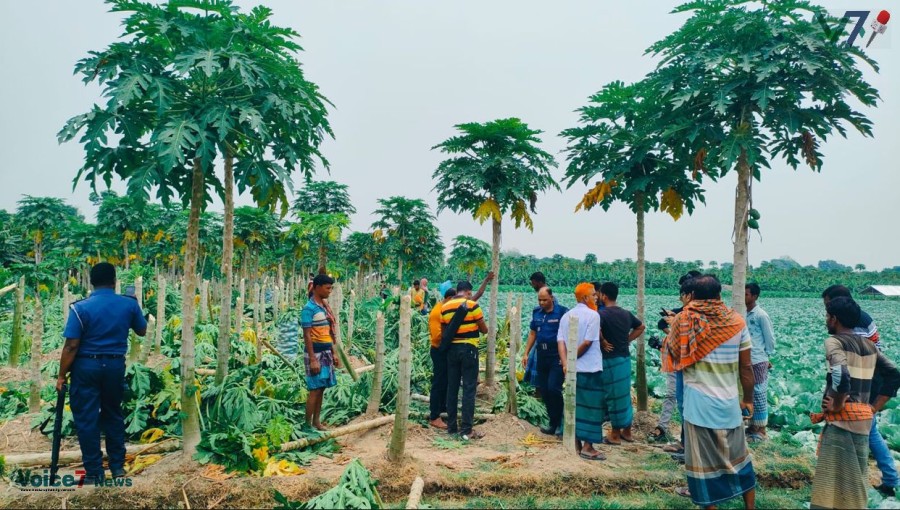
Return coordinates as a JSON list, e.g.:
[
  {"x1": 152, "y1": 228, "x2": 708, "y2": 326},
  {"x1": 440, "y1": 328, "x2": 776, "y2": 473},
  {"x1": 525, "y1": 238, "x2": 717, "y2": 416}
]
[
  {"x1": 602, "y1": 437, "x2": 621, "y2": 446},
  {"x1": 662, "y1": 442, "x2": 684, "y2": 453},
  {"x1": 579, "y1": 450, "x2": 607, "y2": 461},
  {"x1": 648, "y1": 426, "x2": 668, "y2": 442},
  {"x1": 675, "y1": 486, "x2": 691, "y2": 498},
  {"x1": 461, "y1": 430, "x2": 484, "y2": 441},
  {"x1": 747, "y1": 432, "x2": 766, "y2": 443}
]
